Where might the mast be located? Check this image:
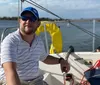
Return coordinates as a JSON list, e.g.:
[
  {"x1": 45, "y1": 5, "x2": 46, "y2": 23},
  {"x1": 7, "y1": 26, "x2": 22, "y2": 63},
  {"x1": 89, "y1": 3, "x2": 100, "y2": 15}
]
[
  {"x1": 18, "y1": 0, "x2": 24, "y2": 17},
  {"x1": 21, "y1": 0, "x2": 25, "y2": 11}
]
